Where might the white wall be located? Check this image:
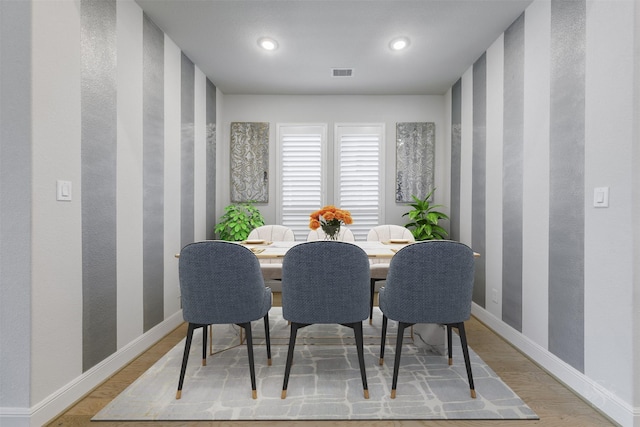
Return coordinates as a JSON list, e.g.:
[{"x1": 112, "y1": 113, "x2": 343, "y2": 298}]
[
  {"x1": 31, "y1": 0, "x2": 84, "y2": 405},
  {"x1": 521, "y1": 0, "x2": 550, "y2": 349},
  {"x1": 634, "y1": 0, "x2": 640, "y2": 415},
  {"x1": 219, "y1": 95, "x2": 445, "y2": 231},
  {"x1": 12, "y1": 1, "x2": 212, "y2": 425},
  {"x1": 457, "y1": 1, "x2": 639, "y2": 425},
  {"x1": 583, "y1": 0, "x2": 635, "y2": 413}
]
